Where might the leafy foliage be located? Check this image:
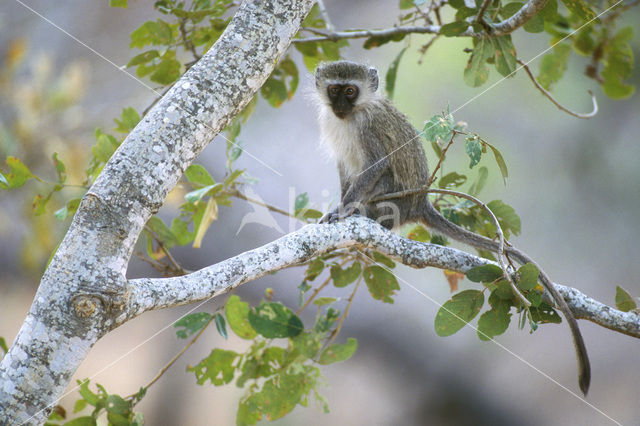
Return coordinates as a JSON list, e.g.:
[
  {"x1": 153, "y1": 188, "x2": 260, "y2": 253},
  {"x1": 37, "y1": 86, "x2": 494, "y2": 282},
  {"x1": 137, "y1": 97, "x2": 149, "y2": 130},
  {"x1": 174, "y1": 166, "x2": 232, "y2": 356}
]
[{"x1": 46, "y1": 380, "x2": 143, "y2": 426}]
